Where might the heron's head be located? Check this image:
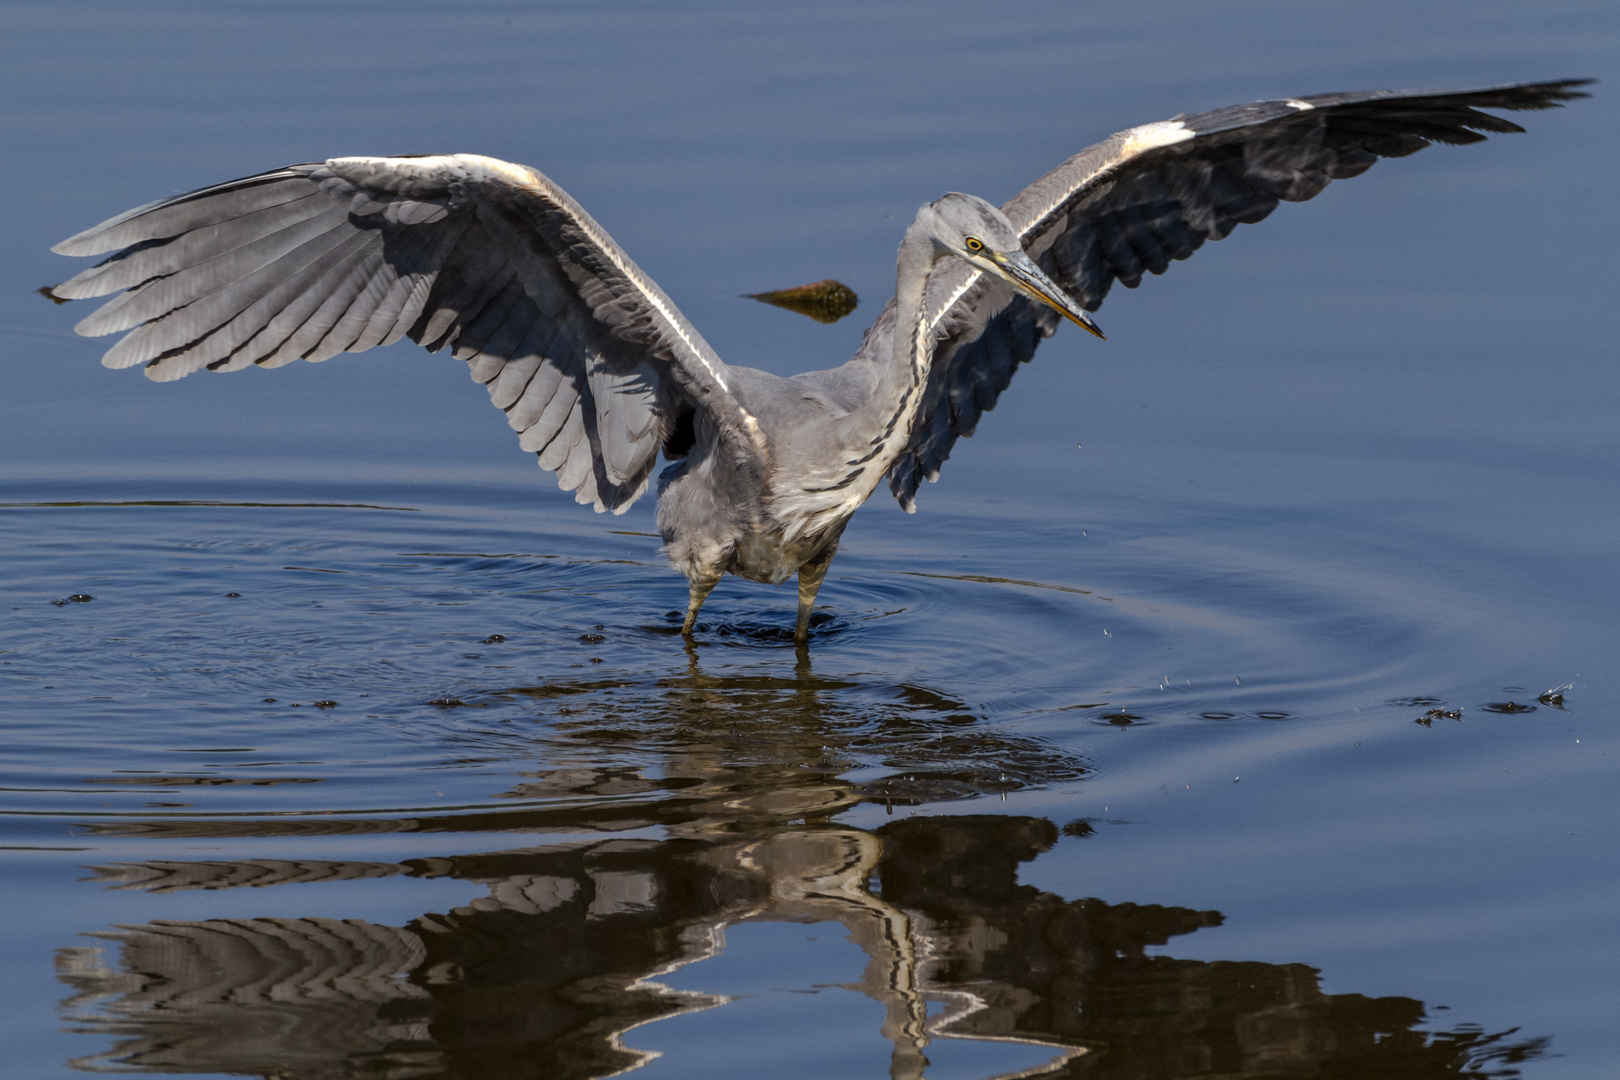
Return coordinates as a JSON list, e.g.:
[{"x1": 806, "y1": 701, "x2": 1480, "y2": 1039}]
[{"x1": 922, "y1": 193, "x2": 1105, "y2": 340}]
